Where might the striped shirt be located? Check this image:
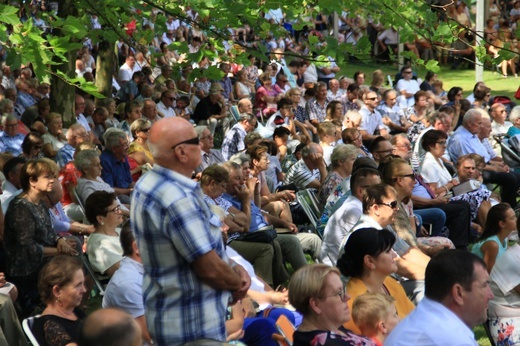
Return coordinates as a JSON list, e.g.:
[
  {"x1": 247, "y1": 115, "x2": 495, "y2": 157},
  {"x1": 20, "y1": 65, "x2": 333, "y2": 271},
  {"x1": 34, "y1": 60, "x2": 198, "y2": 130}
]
[
  {"x1": 282, "y1": 159, "x2": 320, "y2": 190},
  {"x1": 131, "y1": 164, "x2": 230, "y2": 345}
]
